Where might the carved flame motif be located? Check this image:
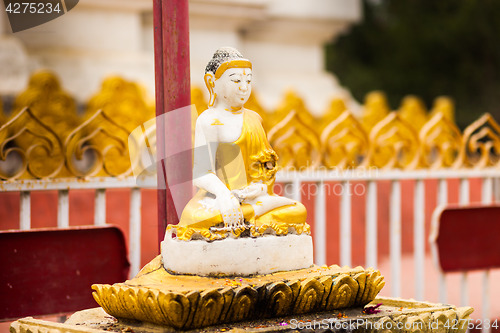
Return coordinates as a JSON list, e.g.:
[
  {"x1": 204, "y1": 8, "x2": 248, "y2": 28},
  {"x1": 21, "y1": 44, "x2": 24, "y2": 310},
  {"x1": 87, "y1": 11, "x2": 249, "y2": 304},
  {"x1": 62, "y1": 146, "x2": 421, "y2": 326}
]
[
  {"x1": 321, "y1": 110, "x2": 369, "y2": 168},
  {"x1": 65, "y1": 110, "x2": 138, "y2": 177},
  {"x1": 293, "y1": 278, "x2": 324, "y2": 314},
  {"x1": 264, "y1": 282, "x2": 294, "y2": 317},
  {"x1": 419, "y1": 113, "x2": 462, "y2": 168},
  {"x1": 268, "y1": 111, "x2": 321, "y2": 169},
  {"x1": 0, "y1": 107, "x2": 64, "y2": 180},
  {"x1": 368, "y1": 112, "x2": 421, "y2": 169},
  {"x1": 326, "y1": 274, "x2": 359, "y2": 310},
  {"x1": 457, "y1": 113, "x2": 500, "y2": 168},
  {"x1": 224, "y1": 286, "x2": 258, "y2": 322}
]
